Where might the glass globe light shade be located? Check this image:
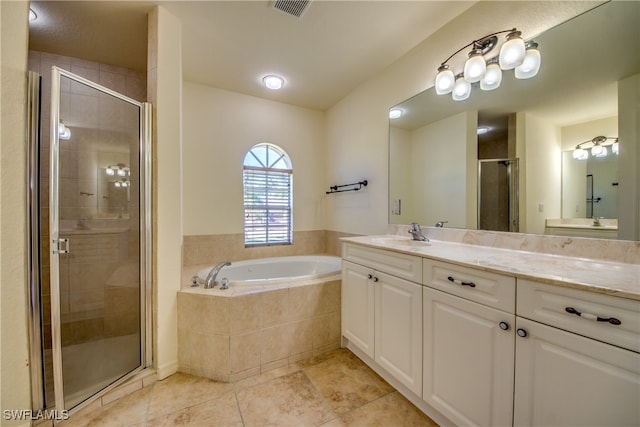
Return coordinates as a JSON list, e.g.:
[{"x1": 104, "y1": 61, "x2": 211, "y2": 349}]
[
  {"x1": 591, "y1": 144, "x2": 607, "y2": 157},
  {"x1": 499, "y1": 31, "x2": 526, "y2": 70},
  {"x1": 480, "y1": 63, "x2": 502, "y2": 91},
  {"x1": 106, "y1": 167, "x2": 115, "y2": 176},
  {"x1": 263, "y1": 75, "x2": 284, "y2": 90},
  {"x1": 117, "y1": 168, "x2": 126, "y2": 177},
  {"x1": 573, "y1": 148, "x2": 588, "y2": 160},
  {"x1": 452, "y1": 76, "x2": 471, "y2": 101},
  {"x1": 435, "y1": 65, "x2": 455, "y2": 95},
  {"x1": 463, "y1": 50, "x2": 486, "y2": 83},
  {"x1": 389, "y1": 109, "x2": 402, "y2": 119},
  {"x1": 515, "y1": 44, "x2": 541, "y2": 79}
]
